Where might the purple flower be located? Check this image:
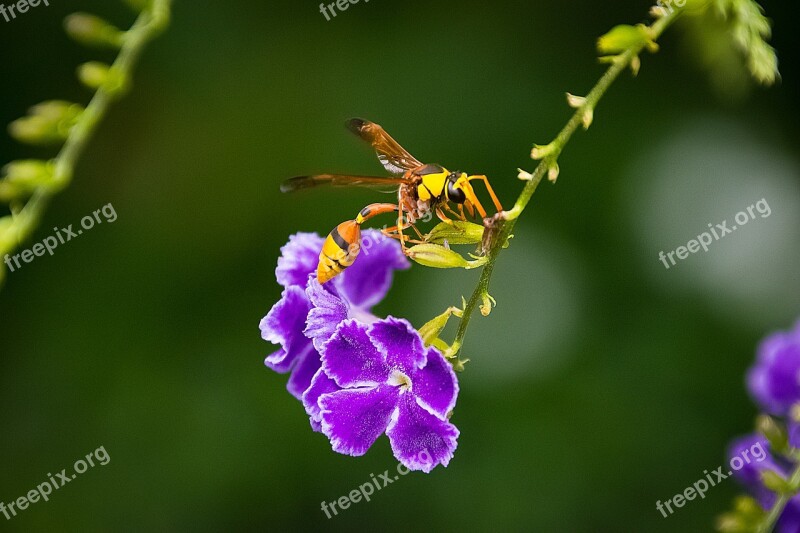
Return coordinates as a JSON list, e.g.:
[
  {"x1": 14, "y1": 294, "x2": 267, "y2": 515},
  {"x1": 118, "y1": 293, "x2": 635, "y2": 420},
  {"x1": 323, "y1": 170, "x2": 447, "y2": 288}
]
[
  {"x1": 260, "y1": 231, "x2": 409, "y2": 402},
  {"x1": 728, "y1": 434, "x2": 783, "y2": 509},
  {"x1": 728, "y1": 433, "x2": 800, "y2": 532},
  {"x1": 747, "y1": 321, "x2": 800, "y2": 416},
  {"x1": 304, "y1": 317, "x2": 459, "y2": 473}
]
